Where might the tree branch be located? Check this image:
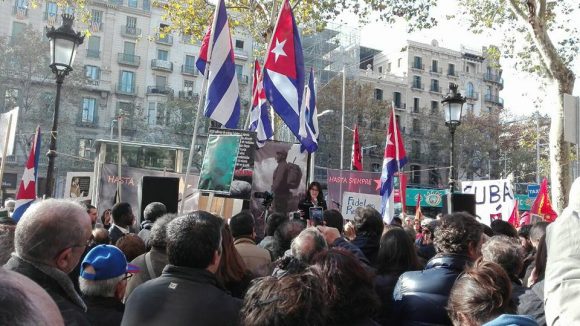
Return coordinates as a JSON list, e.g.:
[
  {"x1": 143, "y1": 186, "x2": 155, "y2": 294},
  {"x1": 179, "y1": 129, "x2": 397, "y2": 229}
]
[
  {"x1": 506, "y1": 0, "x2": 528, "y2": 22},
  {"x1": 538, "y1": 0, "x2": 546, "y2": 21}
]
